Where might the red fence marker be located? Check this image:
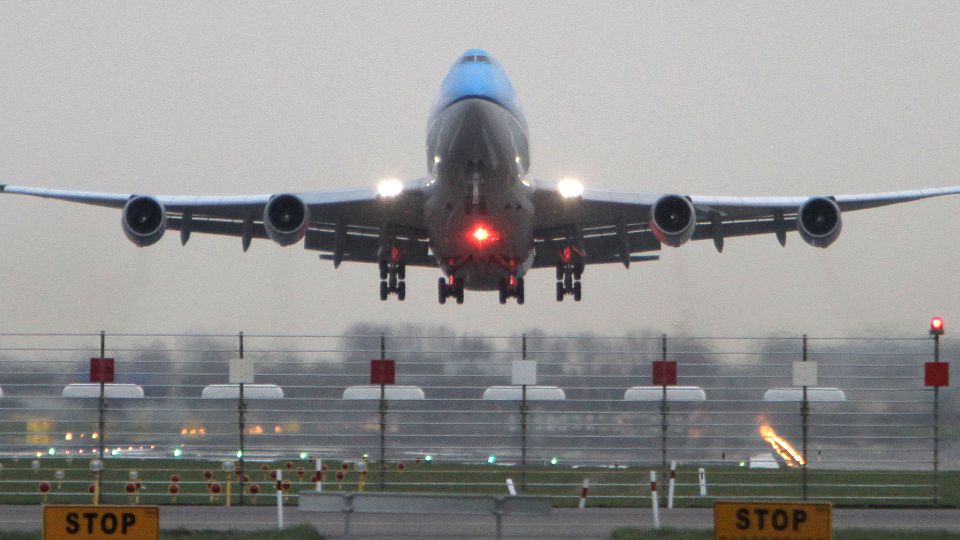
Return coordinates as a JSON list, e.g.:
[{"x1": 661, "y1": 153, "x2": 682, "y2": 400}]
[
  {"x1": 371, "y1": 359, "x2": 396, "y2": 385},
  {"x1": 925, "y1": 362, "x2": 949, "y2": 387},
  {"x1": 652, "y1": 361, "x2": 677, "y2": 386},
  {"x1": 89, "y1": 358, "x2": 115, "y2": 383}
]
